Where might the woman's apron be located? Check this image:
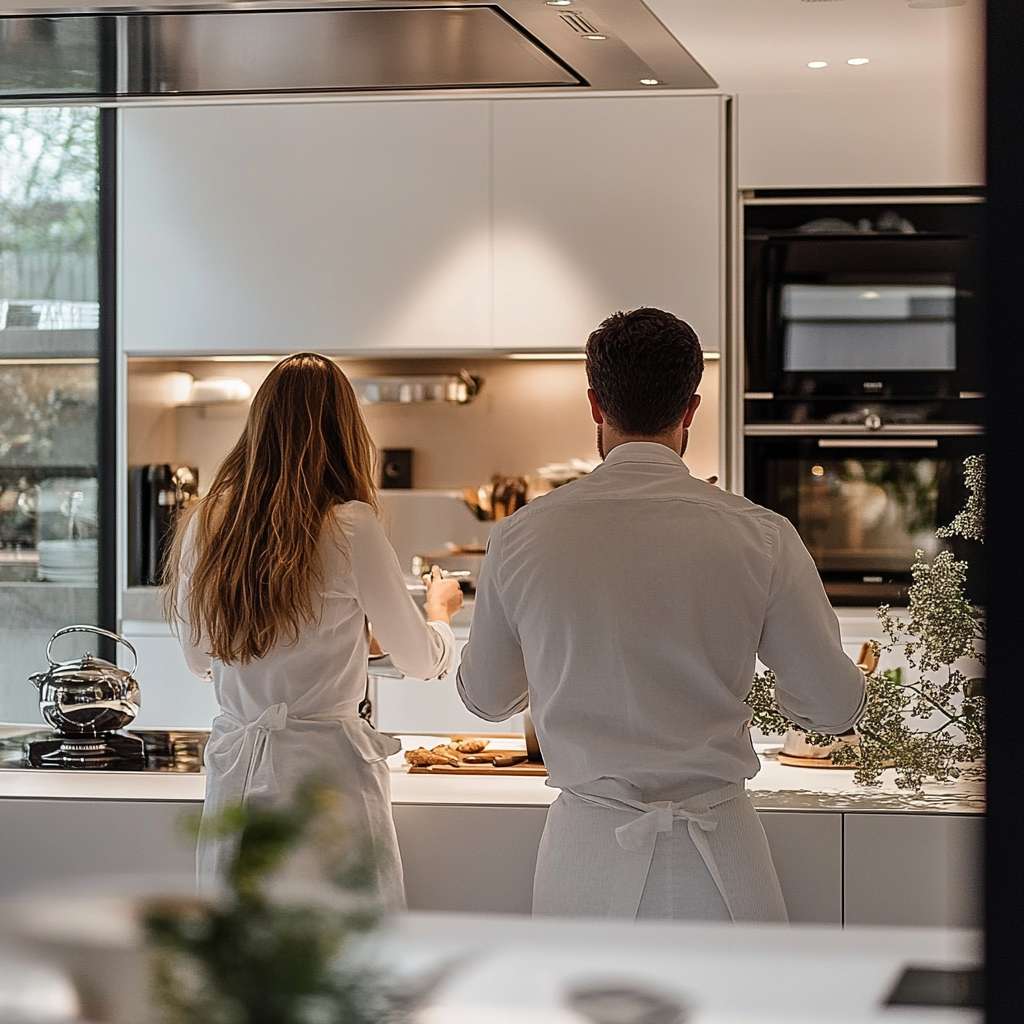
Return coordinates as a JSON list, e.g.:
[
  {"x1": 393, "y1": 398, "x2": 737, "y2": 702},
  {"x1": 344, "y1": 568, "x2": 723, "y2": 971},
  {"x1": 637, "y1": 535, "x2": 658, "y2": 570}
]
[
  {"x1": 197, "y1": 702, "x2": 404, "y2": 909},
  {"x1": 533, "y1": 781, "x2": 788, "y2": 922}
]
